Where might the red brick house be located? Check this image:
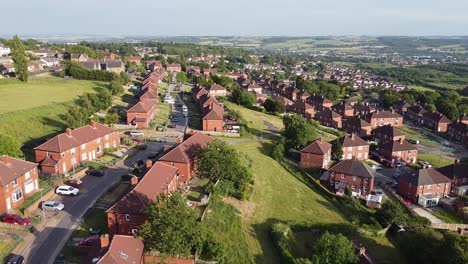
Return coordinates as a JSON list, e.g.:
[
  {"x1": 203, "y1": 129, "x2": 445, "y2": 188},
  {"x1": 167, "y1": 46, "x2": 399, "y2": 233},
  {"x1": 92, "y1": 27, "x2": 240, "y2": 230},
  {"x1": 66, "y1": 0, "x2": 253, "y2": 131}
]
[
  {"x1": 126, "y1": 99, "x2": 158, "y2": 128},
  {"x1": 124, "y1": 56, "x2": 142, "y2": 65},
  {"x1": 159, "y1": 132, "x2": 214, "y2": 183},
  {"x1": 166, "y1": 63, "x2": 182, "y2": 72},
  {"x1": 320, "y1": 160, "x2": 375, "y2": 197},
  {"x1": 202, "y1": 105, "x2": 224, "y2": 132},
  {"x1": 371, "y1": 125, "x2": 405, "y2": 144},
  {"x1": 332, "y1": 101, "x2": 354, "y2": 117},
  {"x1": 436, "y1": 161, "x2": 468, "y2": 187},
  {"x1": 363, "y1": 110, "x2": 403, "y2": 128},
  {"x1": 342, "y1": 117, "x2": 372, "y2": 136},
  {"x1": 394, "y1": 100, "x2": 411, "y2": 115},
  {"x1": 406, "y1": 105, "x2": 427, "y2": 121},
  {"x1": 272, "y1": 95, "x2": 293, "y2": 109},
  {"x1": 419, "y1": 111, "x2": 452, "y2": 132},
  {"x1": 378, "y1": 139, "x2": 418, "y2": 164},
  {"x1": 288, "y1": 101, "x2": 316, "y2": 119},
  {"x1": 352, "y1": 104, "x2": 376, "y2": 116},
  {"x1": 300, "y1": 139, "x2": 332, "y2": 169},
  {"x1": 446, "y1": 120, "x2": 468, "y2": 147},
  {"x1": 34, "y1": 121, "x2": 120, "y2": 175},
  {"x1": 208, "y1": 84, "x2": 227, "y2": 97},
  {"x1": 337, "y1": 134, "x2": 369, "y2": 160},
  {"x1": 314, "y1": 109, "x2": 342, "y2": 129},
  {"x1": 106, "y1": 162, "x2": 178, "y2": 236},
  {"x1": 305, "y1": 94, "x2": 333, "y2": 110},
  {"x1": 245, "y1": 81, "x2": 262, "y2": 94},
  {"x1": 97, "y1": 235, "x2": 144, "y2": 264},
  {"x1": 0, "y1": 156, "x2": 39, "y2": 214},
  {"x1": 397, "y1": 169, "x2": 451, "y2": 207}
]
